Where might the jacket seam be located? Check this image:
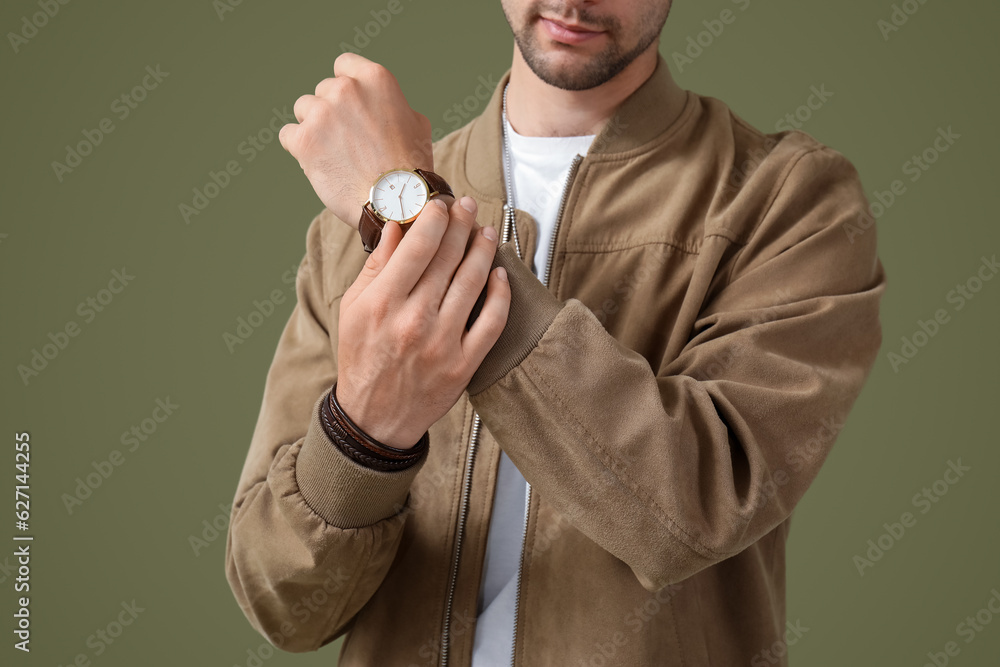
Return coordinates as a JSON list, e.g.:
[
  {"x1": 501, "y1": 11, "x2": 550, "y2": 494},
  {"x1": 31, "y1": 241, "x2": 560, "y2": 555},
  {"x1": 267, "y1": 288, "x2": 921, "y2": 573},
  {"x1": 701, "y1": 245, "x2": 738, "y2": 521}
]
[
  {"x1": 582, "y1": 90, "x2": 697, "y2": 164},
  {"x1": 562, "y1": 239, "x2": 702, "y2": 256},
  {"x1": 667, "y1": 596, "x2": 688, "y2": 667},
  {"x1": 687, "y1": 575, "x2": 710, "y2": 663},
  {"x1": 315, "y1": 529, "x2": 370, "y2": 650},
  {"x1": 457, "y1": 117, "x2": 504, "y2": 203},
  {"x1": 724, "y1": 146, "x2": 826, "y2": 287},
  {"x1": 523, "y1": 358, "x2": 732, "y2": 561}
]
